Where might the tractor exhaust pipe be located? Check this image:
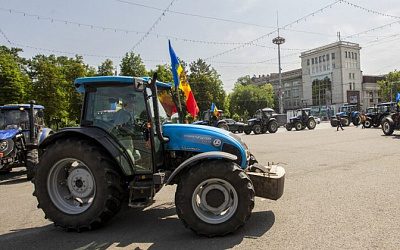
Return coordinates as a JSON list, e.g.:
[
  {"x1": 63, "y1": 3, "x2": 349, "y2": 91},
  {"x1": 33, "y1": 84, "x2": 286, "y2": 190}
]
[{"x1": 29, "y1": 100, "x2": 36, "y2": 144}]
